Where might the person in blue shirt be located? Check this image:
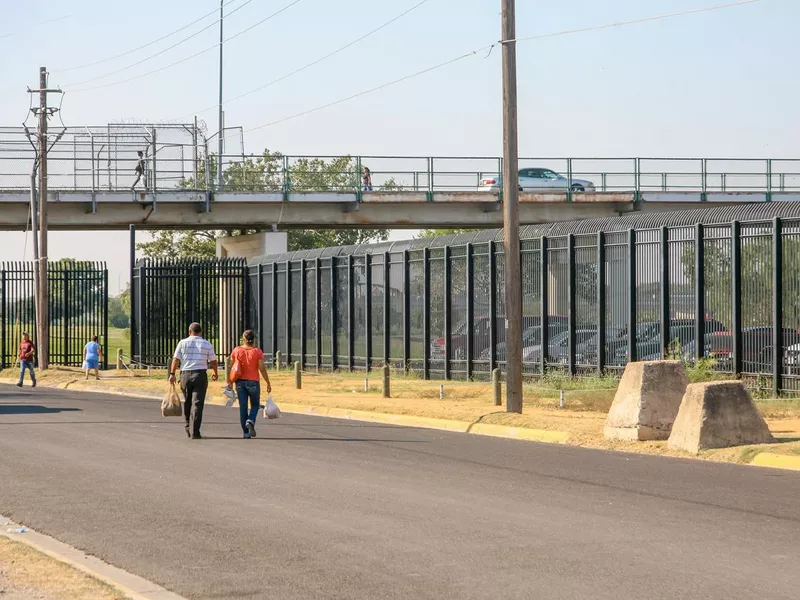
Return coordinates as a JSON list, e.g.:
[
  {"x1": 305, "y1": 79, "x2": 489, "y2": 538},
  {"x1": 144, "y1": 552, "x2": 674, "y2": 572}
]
[{"x1": 82, "y1": 335, "x2": 103, "y2": 381}]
